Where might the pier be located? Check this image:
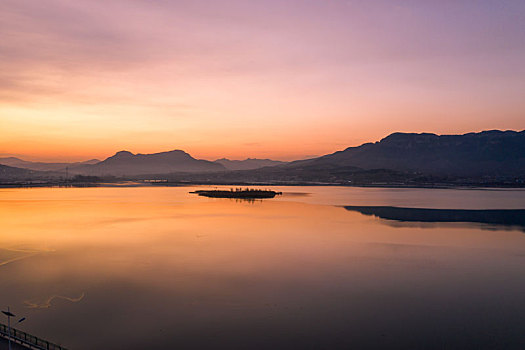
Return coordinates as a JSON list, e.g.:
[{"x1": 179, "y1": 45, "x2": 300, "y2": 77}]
[{"x1": 0, "y1": 323, "x2": 66, "y2": 350}]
